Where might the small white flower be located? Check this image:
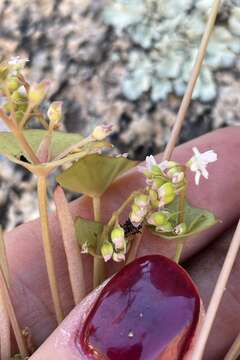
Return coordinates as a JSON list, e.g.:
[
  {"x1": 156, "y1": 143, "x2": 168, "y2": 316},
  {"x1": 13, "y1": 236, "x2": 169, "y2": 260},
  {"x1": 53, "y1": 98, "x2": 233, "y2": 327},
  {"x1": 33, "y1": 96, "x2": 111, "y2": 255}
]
[
  {"x1": 138, "y1": 155, "x2": 169, "y2": 175},
  {"x1": 8, "y1": 56, "x2": 29, "y2": 67},
  {"x1": 188, "y1": 147, "x2": 217, "y2": 185}
]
